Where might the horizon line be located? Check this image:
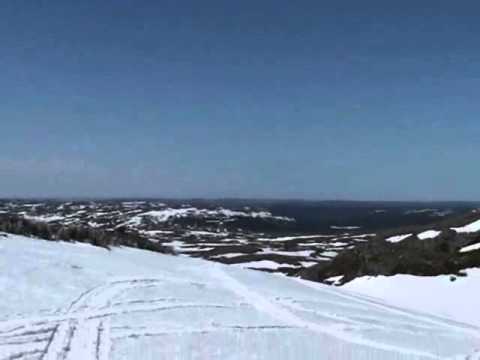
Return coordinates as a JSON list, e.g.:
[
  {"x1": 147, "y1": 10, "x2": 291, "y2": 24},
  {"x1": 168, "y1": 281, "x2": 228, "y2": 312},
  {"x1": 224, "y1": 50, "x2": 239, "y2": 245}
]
[{"x1": 0, "y1": 196, "x2": 479, "y2": 204}]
